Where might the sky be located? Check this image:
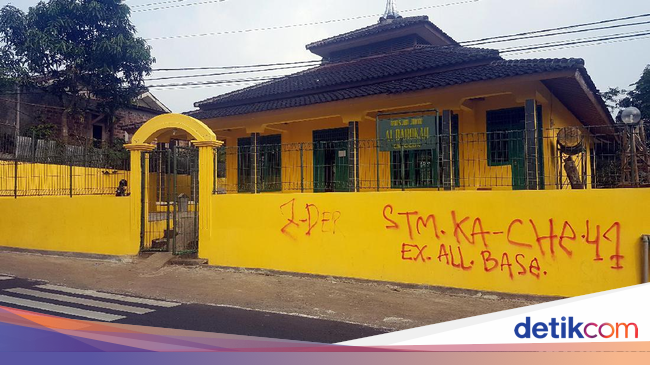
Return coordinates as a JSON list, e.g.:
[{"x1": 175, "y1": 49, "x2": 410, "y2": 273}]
[{"x1": 6, "y1": 0, "x2": 650, "y2": 113}]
